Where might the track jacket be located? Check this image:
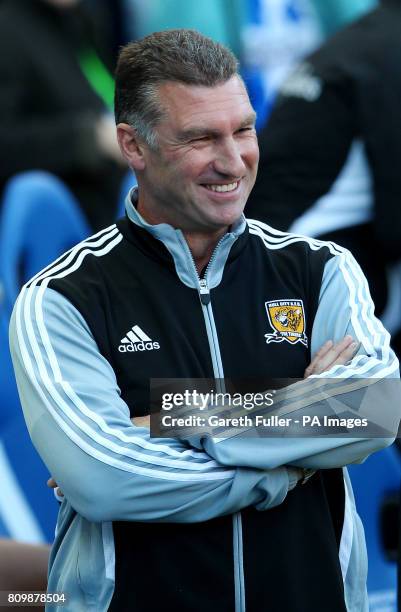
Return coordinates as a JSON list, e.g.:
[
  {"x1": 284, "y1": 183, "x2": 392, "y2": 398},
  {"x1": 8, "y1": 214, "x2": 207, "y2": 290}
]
[{"x1": 10, "y1": 189, "x2": 400, "y2": 612}]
